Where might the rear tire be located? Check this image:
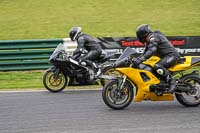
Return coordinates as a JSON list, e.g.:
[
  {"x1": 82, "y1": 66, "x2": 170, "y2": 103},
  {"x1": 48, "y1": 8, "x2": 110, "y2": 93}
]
[
  {"x1": 175, "y1": 74, "x2": 200, "y2": 107},
  {"x1": 102, "y1": 79, "x2": 134, "y2": 110},
  {"x1": 43, "y1": 69, "x2": 69, "y2": 93},
  {"x1": 100, "y1": 65, "x2": 121, "y2": 86}
]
